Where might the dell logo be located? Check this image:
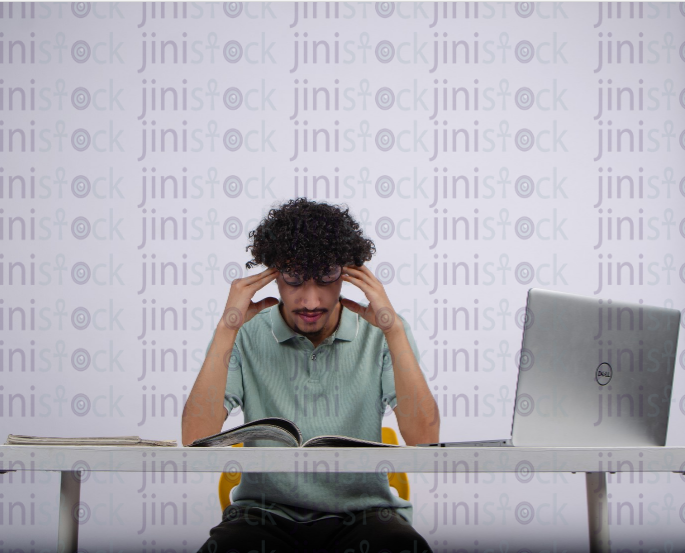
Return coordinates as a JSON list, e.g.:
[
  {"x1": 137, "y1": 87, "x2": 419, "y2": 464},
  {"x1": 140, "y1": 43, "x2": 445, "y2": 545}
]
[{"x1": 595, "y1": 362, "x2": 612, "y2": 386}]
